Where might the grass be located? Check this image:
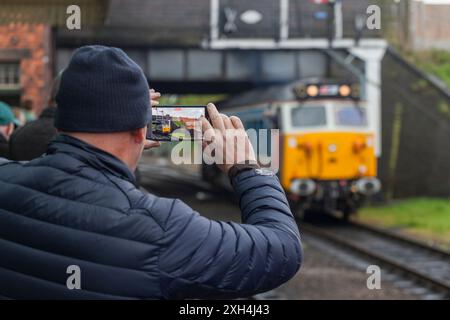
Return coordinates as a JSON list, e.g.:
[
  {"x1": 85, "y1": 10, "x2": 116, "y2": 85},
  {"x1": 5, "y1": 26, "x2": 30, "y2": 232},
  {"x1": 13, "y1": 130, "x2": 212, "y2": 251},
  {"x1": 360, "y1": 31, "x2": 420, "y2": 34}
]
[
  {"x1": 405, "y1": 50, "x2": 450, "y2": 89},
  {"x1": 357, "y1": 198, "x2": 450, "y2": 248}
]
